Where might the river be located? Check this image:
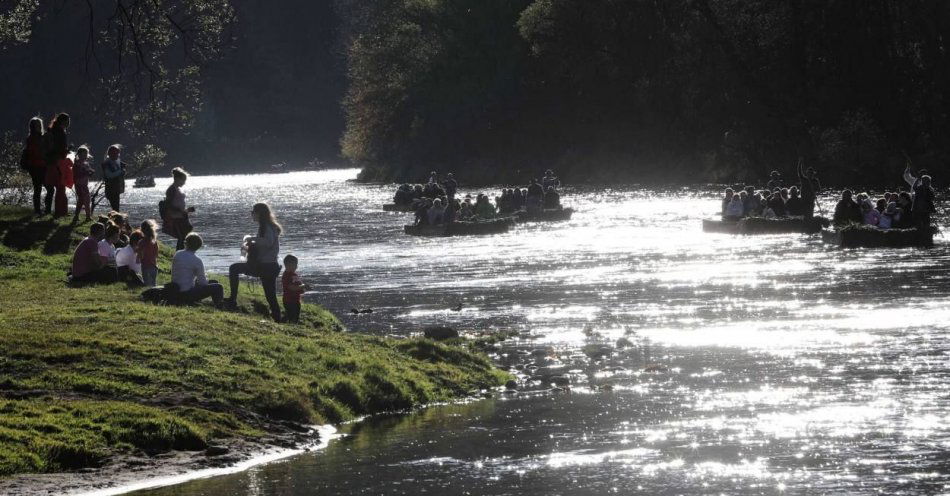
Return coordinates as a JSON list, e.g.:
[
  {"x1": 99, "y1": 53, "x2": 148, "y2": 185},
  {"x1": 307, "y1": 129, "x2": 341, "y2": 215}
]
[{"x1": 114, "y1": 169, "x2": 950, "y2": 495}]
